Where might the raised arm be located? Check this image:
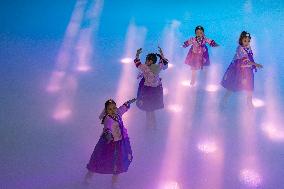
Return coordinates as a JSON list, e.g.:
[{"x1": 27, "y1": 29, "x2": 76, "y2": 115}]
[
  {"x1": 134, "y1": 54, "x2": 156, "y2": 81},
  {"x1": 136, "y1": 48, "x2": 142, "y2": 59},
  {"x1": 157, "y1": 46, "x2": 169, "y2": 70},
  {"x1": 117, "y1": 98, "x2": 136, "y2": 116}
]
